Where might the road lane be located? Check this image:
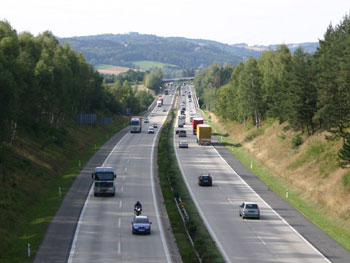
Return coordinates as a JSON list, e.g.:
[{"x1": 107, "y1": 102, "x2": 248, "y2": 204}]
[
  {"x1": 174, "y1": 85, "x2": 331, "y2": 263},
  {"x1": 68, "y1": 93, "x2": 176, "y2": 263}
]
